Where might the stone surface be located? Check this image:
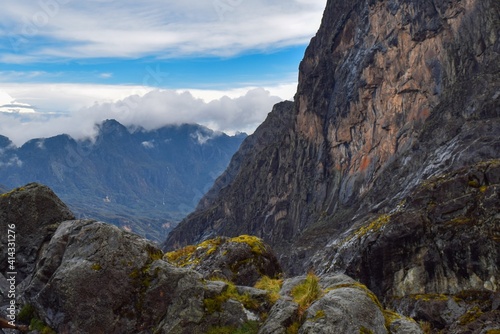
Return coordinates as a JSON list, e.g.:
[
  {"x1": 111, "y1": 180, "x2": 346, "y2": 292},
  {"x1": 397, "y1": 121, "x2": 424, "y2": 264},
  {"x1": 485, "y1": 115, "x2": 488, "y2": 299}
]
[
  {"x1": 165, "y1": 0, "x2": 500, "y2": 280},
  {"x1": 164, "y1": 235, "x2": 283, "y2": 286},
  {"x1": 0, "y1": 183, "x2": 74, "y2": 296}
]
